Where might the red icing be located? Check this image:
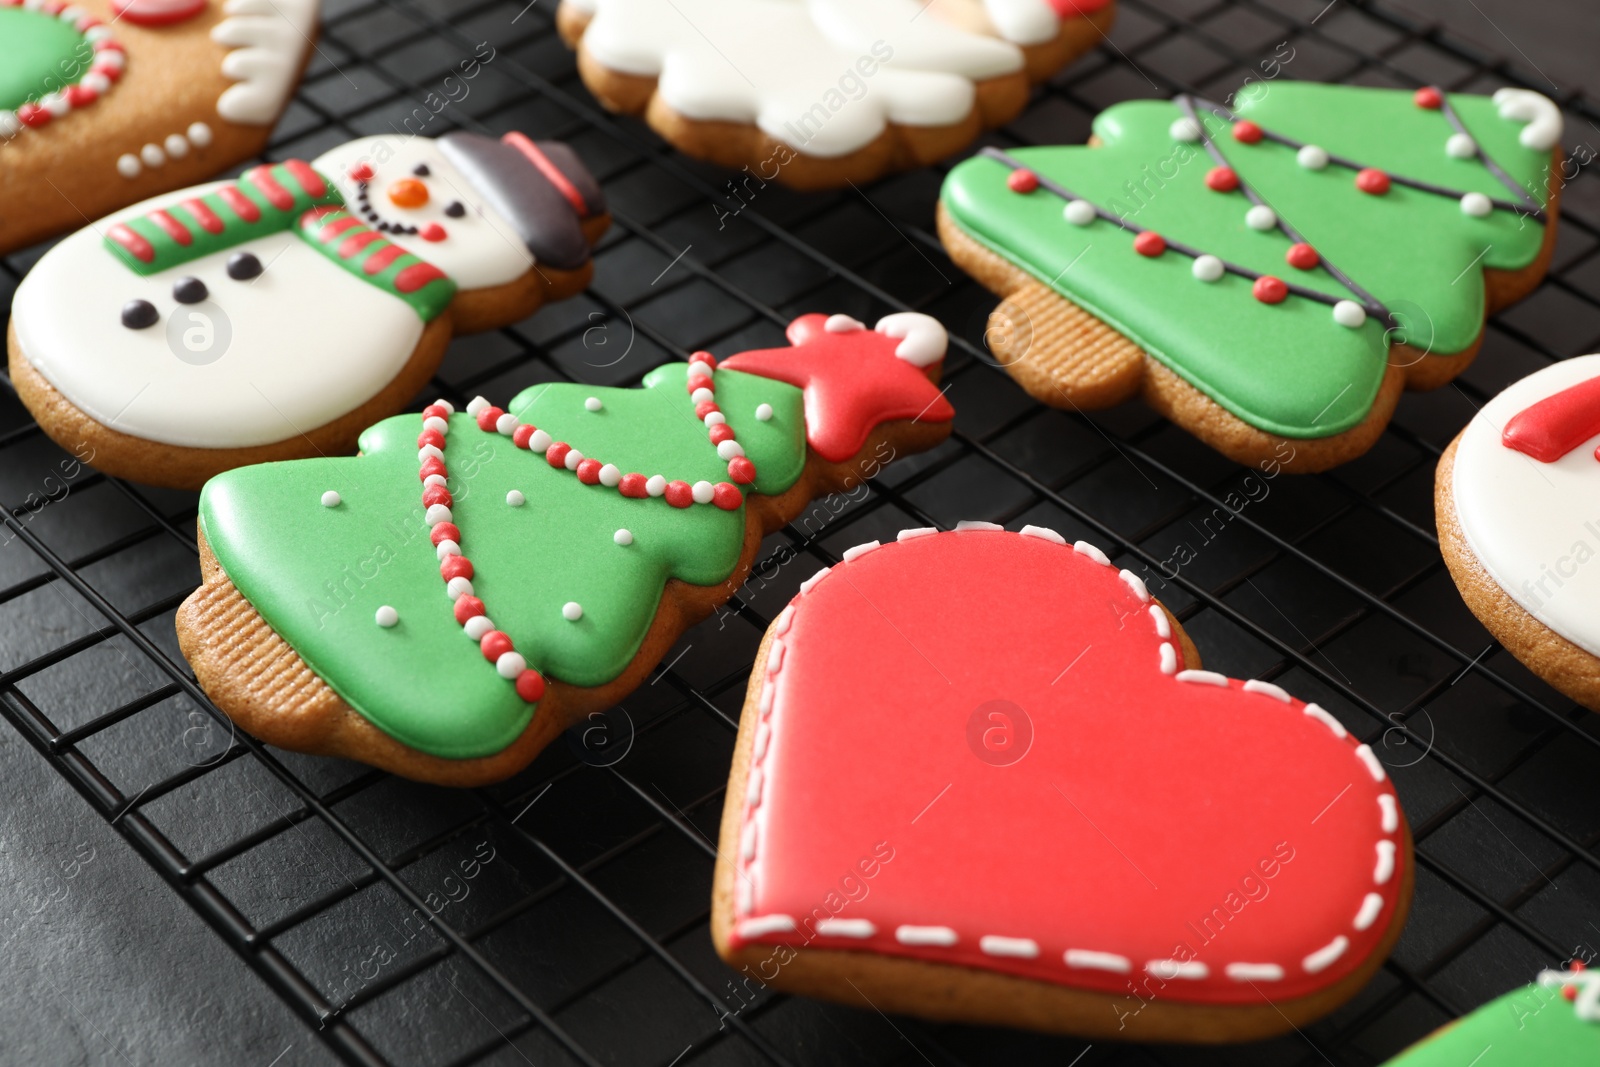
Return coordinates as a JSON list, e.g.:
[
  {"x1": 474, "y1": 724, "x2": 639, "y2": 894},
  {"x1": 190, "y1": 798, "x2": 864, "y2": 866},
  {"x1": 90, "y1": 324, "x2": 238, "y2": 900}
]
[
  {"x1": 502, "y1": 131, "x2": 591, "y2": 217},
  {"x1": 1007, "y1": 169, "x2": 1040, "y2": 194},
  {"x1": 1355, "y1": 168, "x2": 1391, "y2": 195},
  {"x1": 396, "y1": 263, "x2": 447, "y2": 293},
  {"x1": 282, "y1": 159, "x2": 327, "y2": 198},
  {"x1": 107, "y1": 224, "x2": 154, "y2": 263},
  {"x1": 665, "y1": 480, "x2": 694, "y2": 508},
  {"x1": 713, "y1": 482, "x2": 743, "y2": 510},
  {"x1": 1285, "y1": 243, "x2": 1320, "y2": 270},
  {"x1": 719, "y1": 315, "x2": 955, "y2": 464},
  {"x1": 110, "y1": 0, "x2": 206, "y2": 26},
  {"x1": 338, "y1": 231, "x2": 383, "y2": 259},
  {"x1": 1232, "y1": 120, "x2": 1263, "y2": 144},
  {"x1": 246, "y1": 165, "x2": 295, "y2": 211},
  {"x1": 363, "y1": 244, "x2": 405, "y2": 275},
  {"x1": 516, "y1": 669, "x2": 546, "y2": 702},
  {"x1": 419, "y1": 223, "x2": 447, "y2": 242},
  {"x1": 149, "y1": 209, "x2": 192, "y2": 245},
  {"x1": 217, "y1": 185, "x2": 261, "y2": 223},
  {"x1": 1501, "y1": 374, "x2": 1600, "y2": 462},
  {"x1": 1253, "y1": 276, "x2": 1288, "y2": 304},
  {"x1": 1133, "y1": 231, "x2": 1166, "y2": 257},
  {"x1": 1204, "y1": 166, "x2": 1239, "y2": 192},
  {"x1": 1413, "y1": 87, "x2": 1443, "y2": 110},
  {"x1": 183, "y1": 198, "x2": 225, "y2": 235},
  {"x1": 730, "y1": 530, "x2": 1406, "y2": 1005}
]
